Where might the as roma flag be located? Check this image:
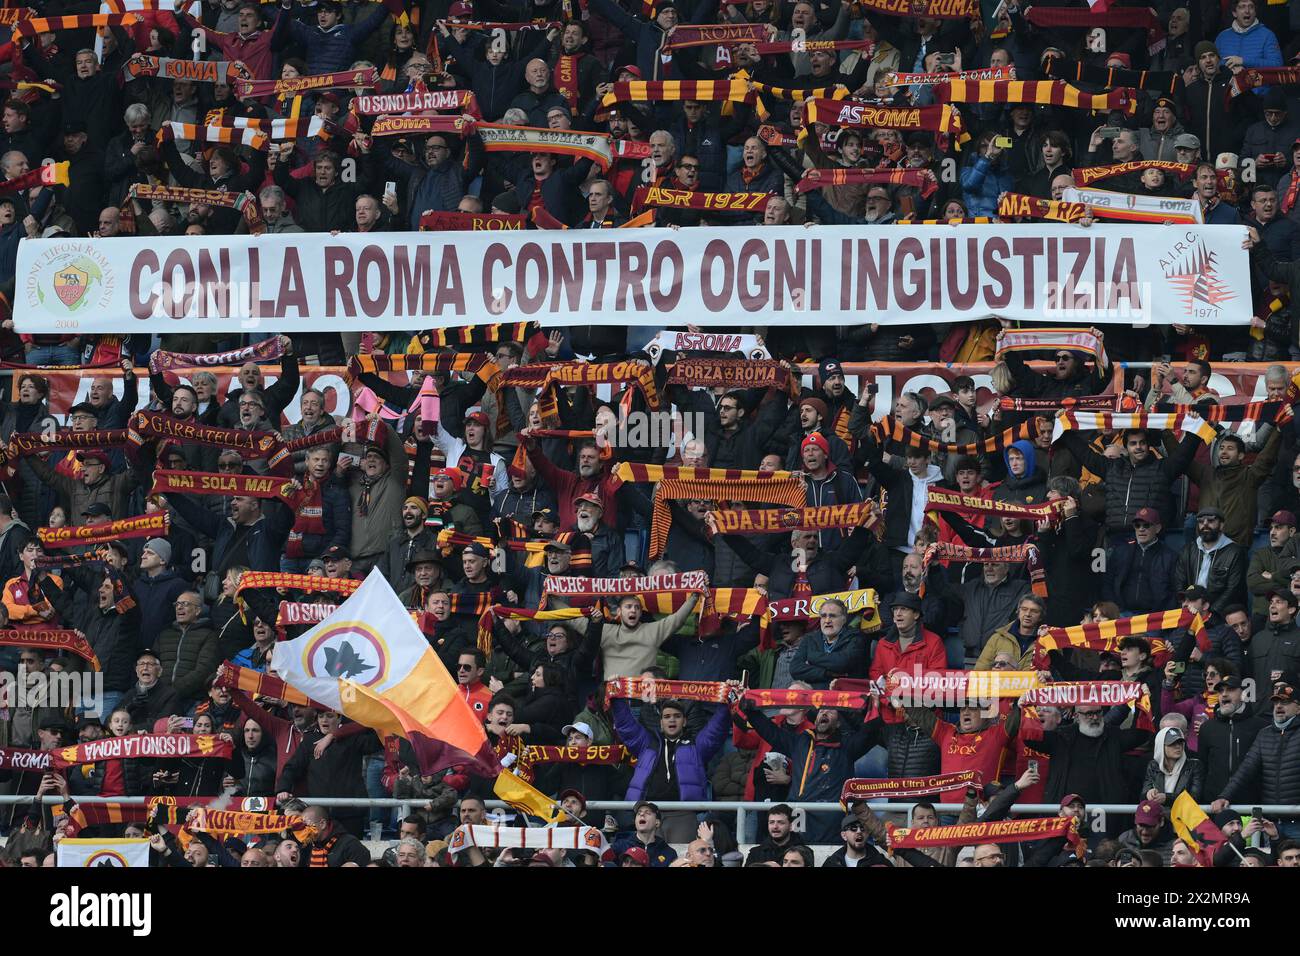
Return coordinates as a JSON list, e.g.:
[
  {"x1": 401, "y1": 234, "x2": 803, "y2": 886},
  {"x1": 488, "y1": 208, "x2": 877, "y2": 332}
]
[{"x1": 1170, "y1": 791, "x2": 1228, "y2": 866}]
